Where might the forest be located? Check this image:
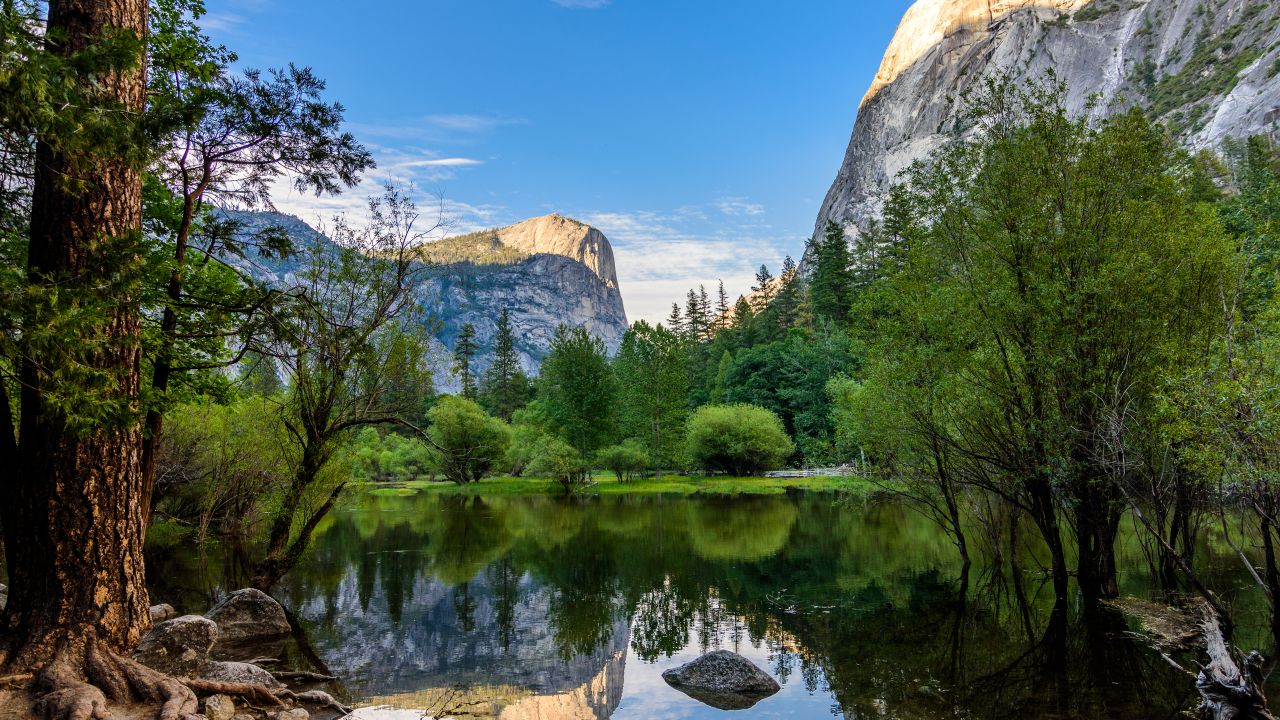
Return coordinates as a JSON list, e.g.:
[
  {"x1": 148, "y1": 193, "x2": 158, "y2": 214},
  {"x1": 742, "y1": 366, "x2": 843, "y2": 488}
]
[{"x1": 3, "y1": 0, "x2": 1280, "y2": 718}]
